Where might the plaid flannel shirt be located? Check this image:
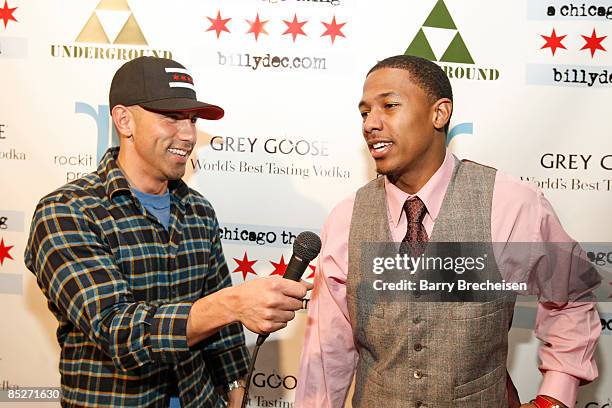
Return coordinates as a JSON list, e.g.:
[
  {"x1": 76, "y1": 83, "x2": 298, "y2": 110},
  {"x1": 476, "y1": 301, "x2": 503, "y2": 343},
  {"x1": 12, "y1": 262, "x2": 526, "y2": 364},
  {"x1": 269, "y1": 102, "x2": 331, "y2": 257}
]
[{"x1": 25, "y1": 147, "x2": 250, "y2": 407}]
